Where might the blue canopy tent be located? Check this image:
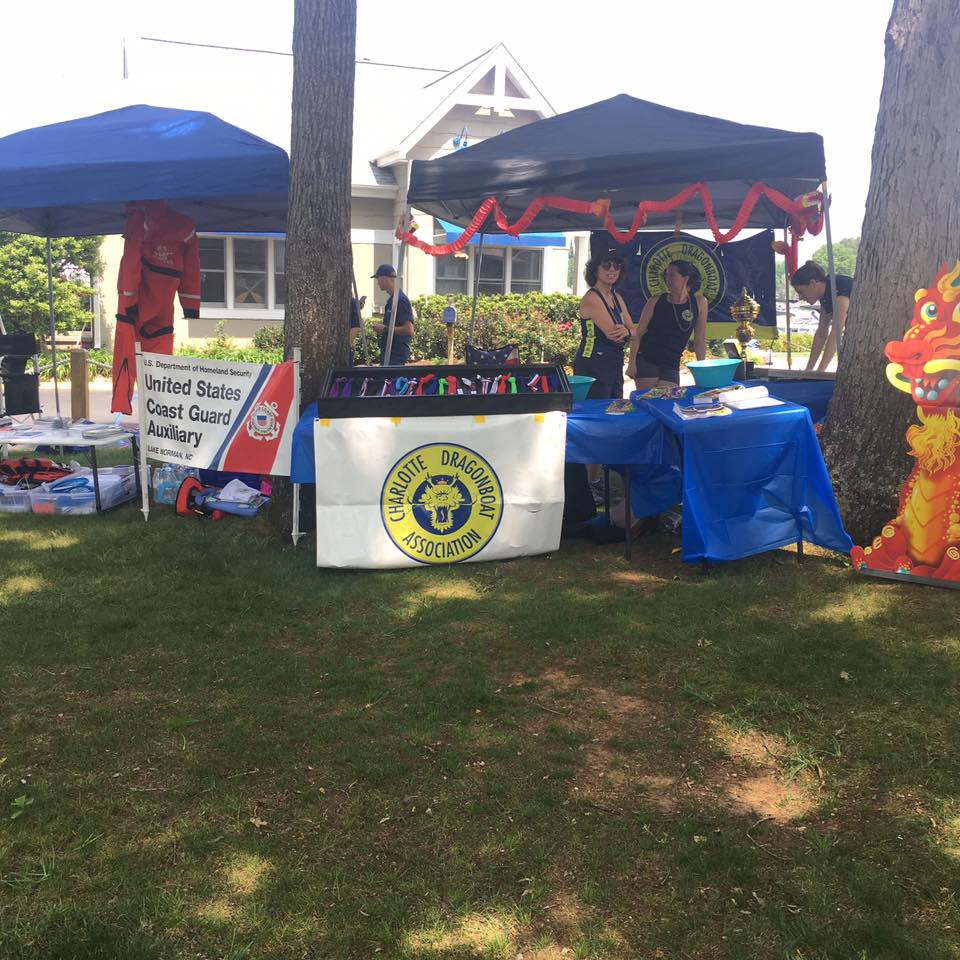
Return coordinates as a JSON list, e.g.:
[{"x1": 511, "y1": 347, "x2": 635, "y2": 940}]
[
  {"x1": 0, "y1": 104, "x2": 289, "y2": 420},
  {"x1": 403, "y1": 94, "x2": 838, "y2": 367}
]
